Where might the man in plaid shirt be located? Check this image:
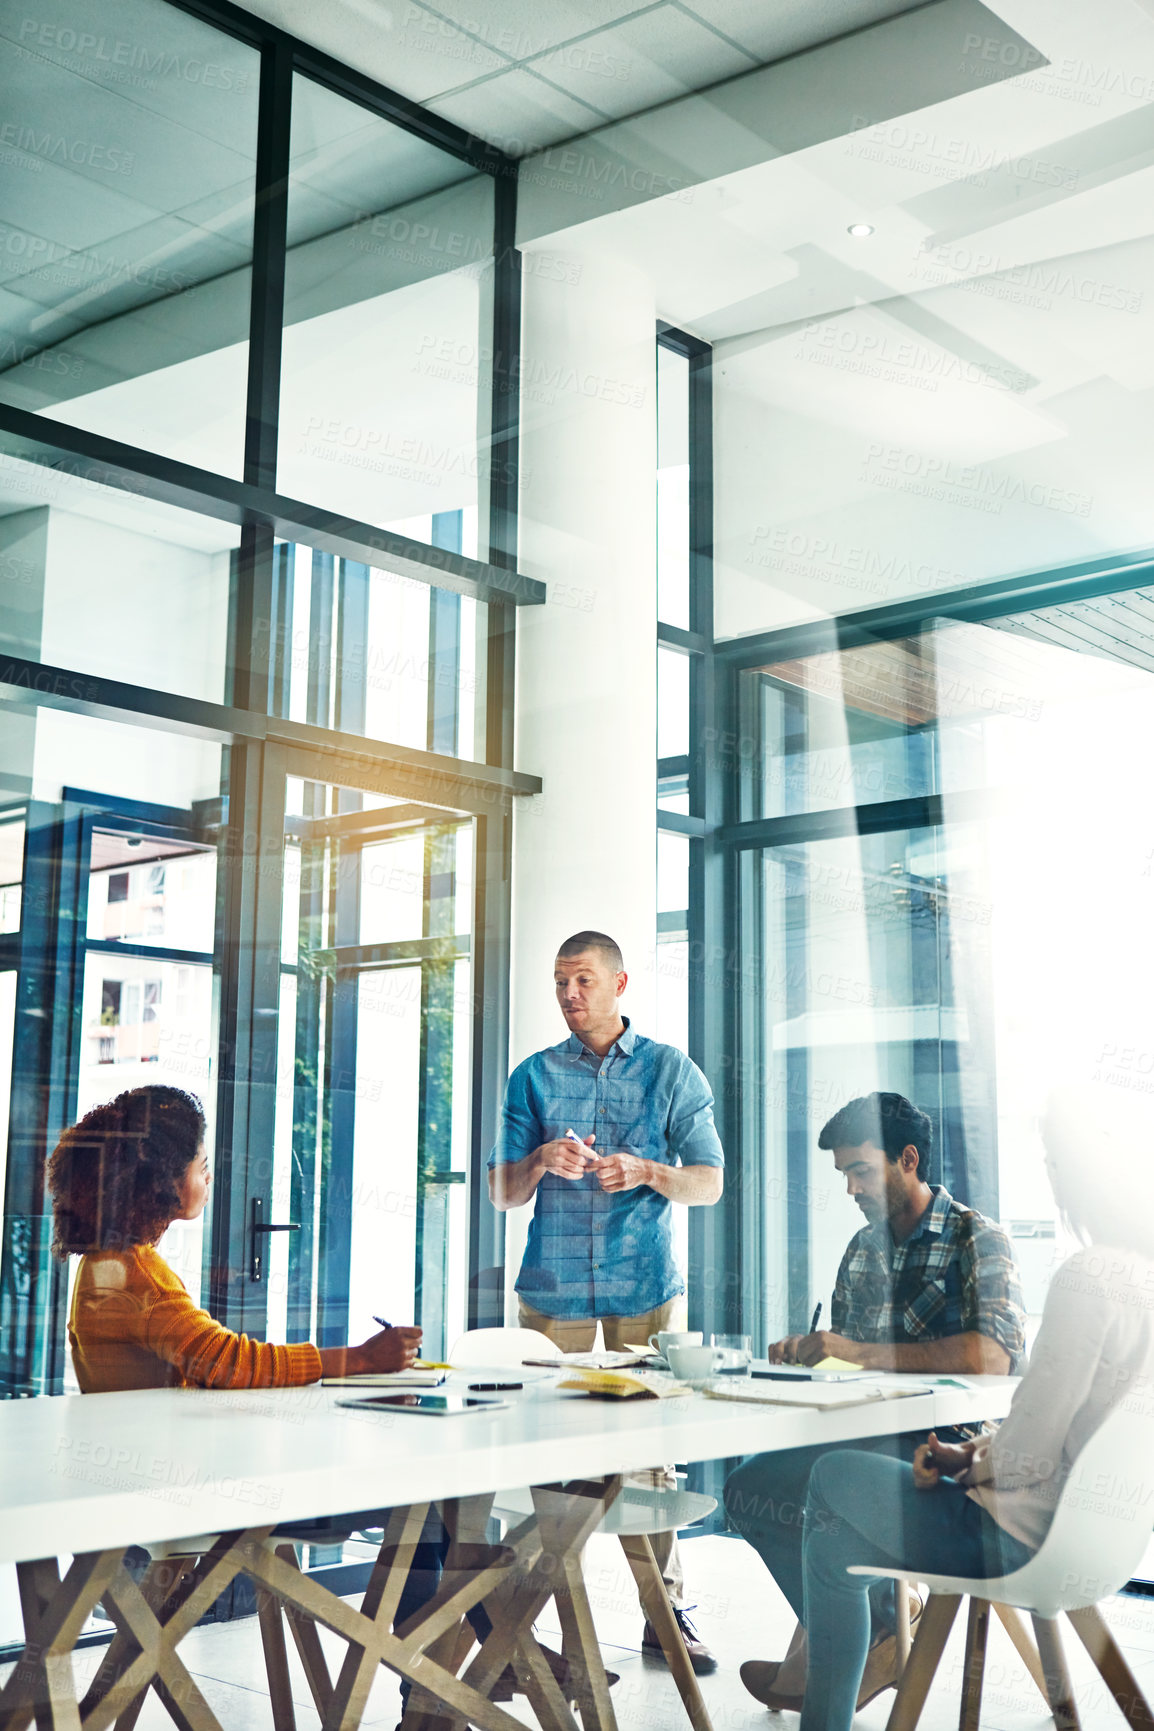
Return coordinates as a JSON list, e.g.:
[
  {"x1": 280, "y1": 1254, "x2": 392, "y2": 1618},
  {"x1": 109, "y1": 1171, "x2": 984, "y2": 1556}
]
[{"x1": 725, "y1": 1092, "x2": 1025, "y2": 1713}]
